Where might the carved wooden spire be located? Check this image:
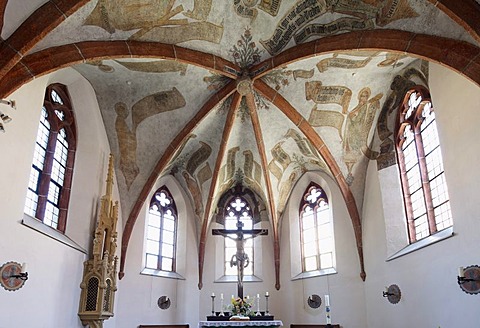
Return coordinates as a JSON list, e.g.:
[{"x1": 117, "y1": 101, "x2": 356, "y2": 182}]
[{"x1": 79, "y1": 154, "x2": 119, "y2": 328}]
